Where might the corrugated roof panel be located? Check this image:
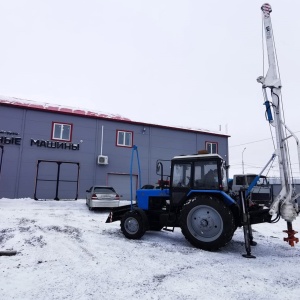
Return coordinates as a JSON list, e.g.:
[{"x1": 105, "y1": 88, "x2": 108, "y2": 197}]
[{"x1": 0, "y1": 95, "x2": 229, "y2": 137}]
